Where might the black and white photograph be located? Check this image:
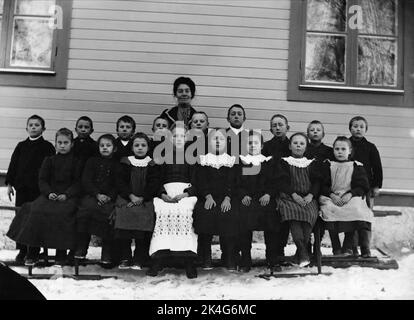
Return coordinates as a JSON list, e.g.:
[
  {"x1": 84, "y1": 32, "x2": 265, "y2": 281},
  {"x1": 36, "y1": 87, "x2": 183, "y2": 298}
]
[{"x1": 0, "y1": 0, "x2": 413, "y2": 303}]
